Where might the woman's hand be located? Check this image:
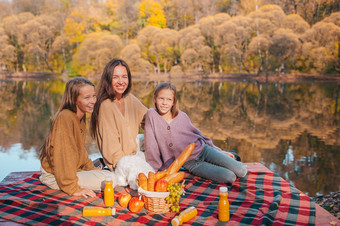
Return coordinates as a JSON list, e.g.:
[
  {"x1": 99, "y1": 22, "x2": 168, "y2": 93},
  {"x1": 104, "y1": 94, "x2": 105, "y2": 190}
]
[{"x1": 74, "y1": 188, "x2": 96, "y2": 198}]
